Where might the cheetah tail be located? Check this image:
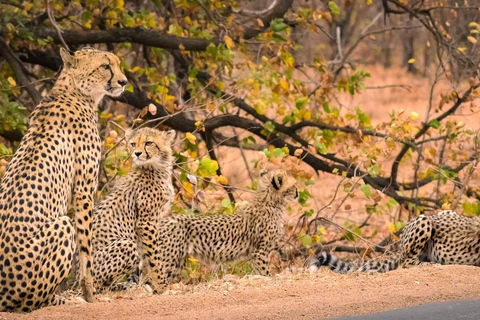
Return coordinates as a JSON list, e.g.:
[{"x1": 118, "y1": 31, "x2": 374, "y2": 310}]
[{"x1": 309, "y1": 251, "x2": 355, "y2": 274}]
